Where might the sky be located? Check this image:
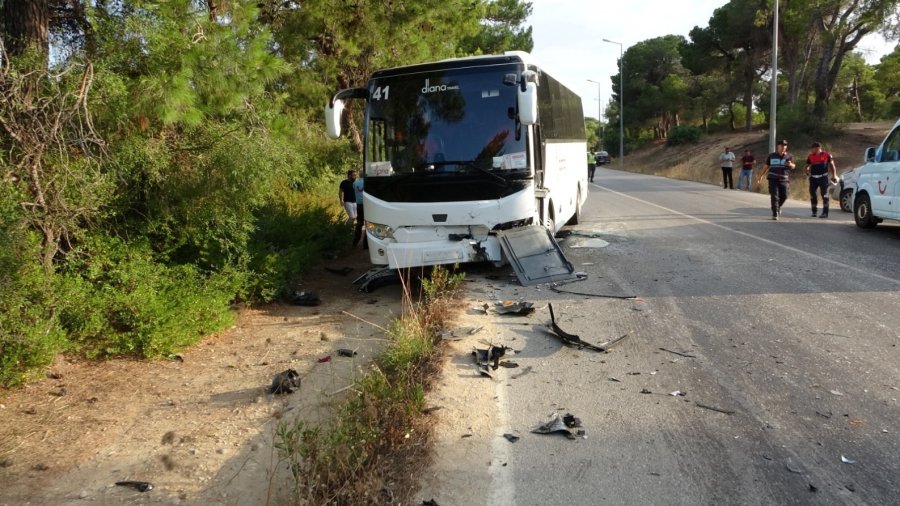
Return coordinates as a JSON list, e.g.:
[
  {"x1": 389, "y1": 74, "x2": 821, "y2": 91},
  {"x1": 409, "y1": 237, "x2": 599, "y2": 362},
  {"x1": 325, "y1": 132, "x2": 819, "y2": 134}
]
[{"x1": 526, "y1": 0, "x2": 898, "y2": 120}]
